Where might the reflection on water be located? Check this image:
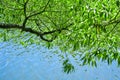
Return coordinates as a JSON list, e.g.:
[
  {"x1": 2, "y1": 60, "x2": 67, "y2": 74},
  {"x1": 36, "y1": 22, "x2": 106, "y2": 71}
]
[{"x1": 0, "y1": 42, "x2": 120, "y2": 80}]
